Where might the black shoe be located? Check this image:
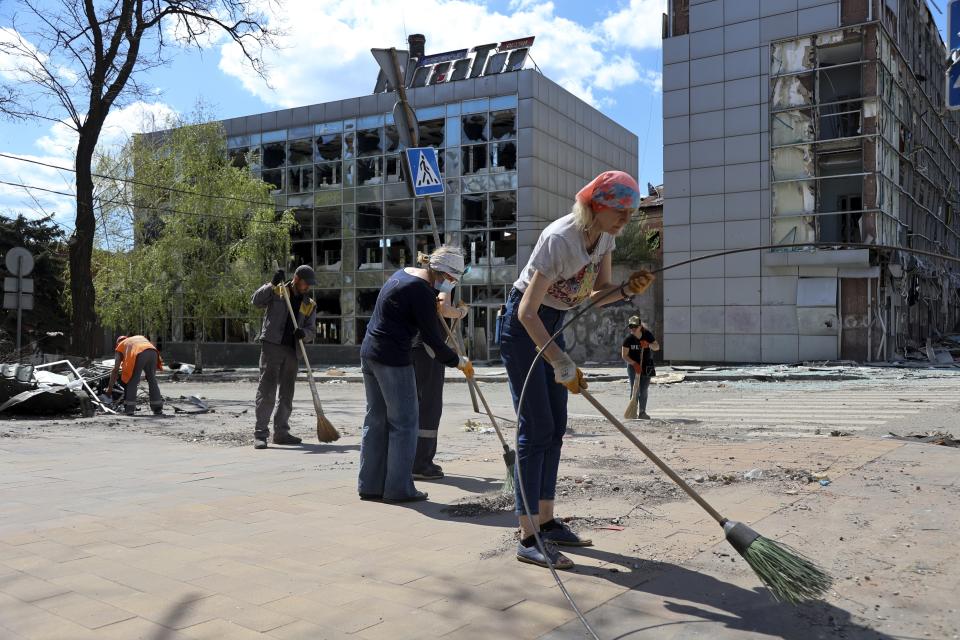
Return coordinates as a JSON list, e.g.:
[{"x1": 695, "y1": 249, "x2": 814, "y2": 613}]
[
  {"x1": 272, "y1": 432, "x2": 302, "y2": 445},
  {"x1": 412, "y1": 464, "x2": 444, "y2": 480},
  {"x1": 152, "y1": 409, "x2": 164, "y2": 416},
  {"x1": 254, "y1": 438, "x2": 268, "y2": 449},
  {"x1": 383, "y1": 491, "x2": 428, "y2": 503},
  {"x1": 359, "y1": 493, "x2": 383, "y2": 501}
]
